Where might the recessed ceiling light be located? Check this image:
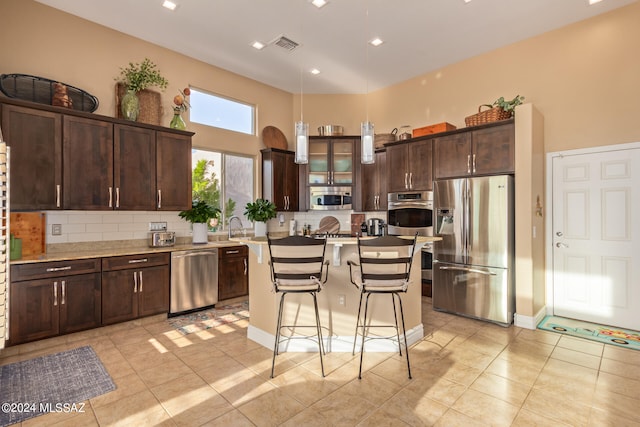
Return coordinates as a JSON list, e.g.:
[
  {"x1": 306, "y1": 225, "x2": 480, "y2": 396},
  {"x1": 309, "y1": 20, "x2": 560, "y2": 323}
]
[
  {"x1": 589, "y1": 0, "x2": 603, "y2": 4},
  {"x1": 251, "y1": 41, "x2": 265, "y2": 50},
  {"x1": 310, "y1": 68, "x2": 321, "y2": 75},
  {"x1": 162, "y1": 1, "x2": 177, "y2": 11},
  {"x1": 464, "y1": 0, "x2": 473, "y2": 3},
  {"x1": 369, "y1": 38, "x2": 384, "y2": 47},
  {"x1": 311, "y1": 0, "x2": 328, "y2": 8}
]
